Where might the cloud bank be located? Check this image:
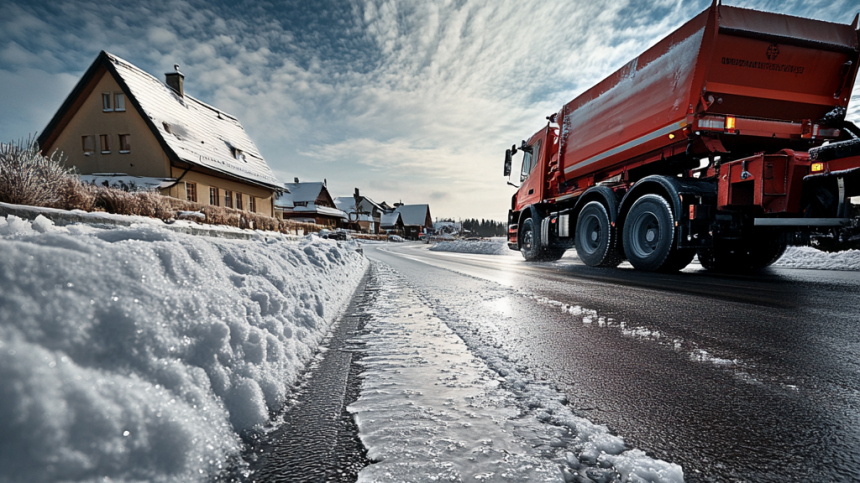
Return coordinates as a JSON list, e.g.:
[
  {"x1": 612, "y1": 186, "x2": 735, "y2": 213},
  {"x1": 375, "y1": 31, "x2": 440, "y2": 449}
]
[{"x1": 1, "y1": 0, "x2": 857, "y2": 219}]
